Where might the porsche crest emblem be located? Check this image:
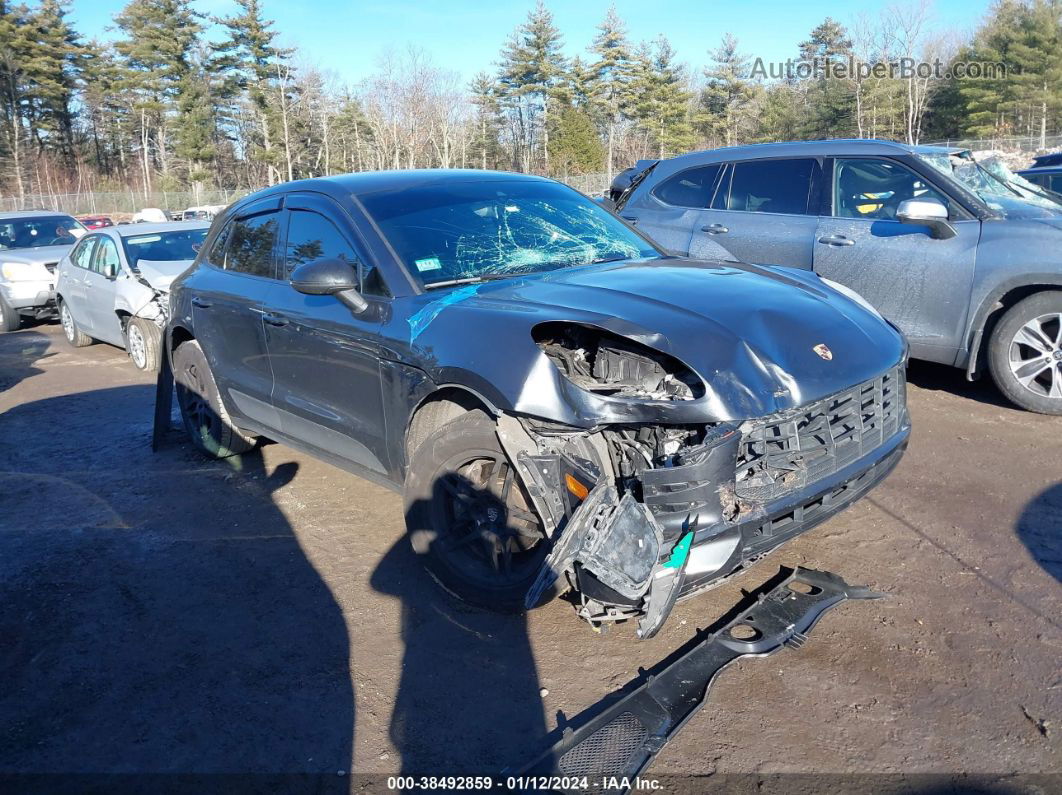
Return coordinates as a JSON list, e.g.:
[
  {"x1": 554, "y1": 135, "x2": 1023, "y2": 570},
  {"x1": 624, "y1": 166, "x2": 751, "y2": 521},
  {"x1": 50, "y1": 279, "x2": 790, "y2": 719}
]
[{"x1": 813, "y1": 343, "x2": 833, "y2": 361}]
